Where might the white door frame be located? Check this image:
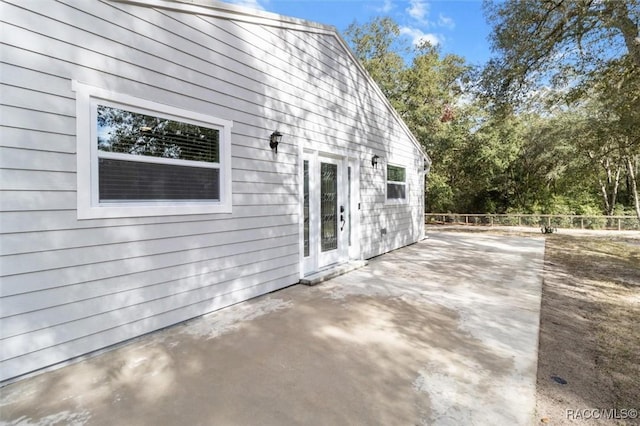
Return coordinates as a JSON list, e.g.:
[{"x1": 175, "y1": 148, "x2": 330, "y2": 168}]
[
  {"x1": 301, "y1": 151, "x2": 317, "y2": 276},
  {"x1": 300, "y1": 150, "x2": 358, "y2": 277},
  {"x1": 347, "y1": 158, "x2": 361, "y2": 261}
]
